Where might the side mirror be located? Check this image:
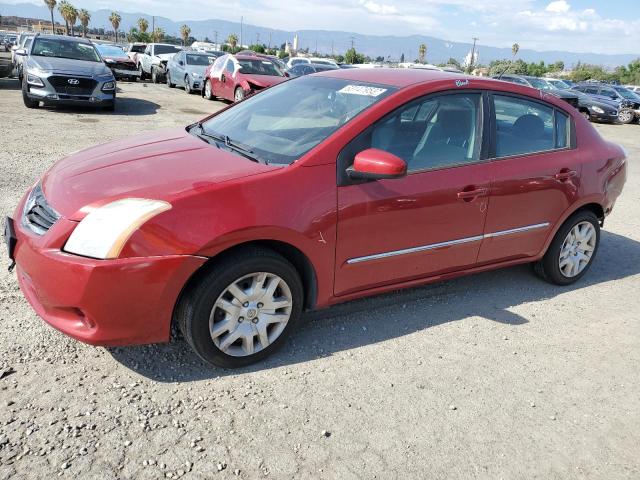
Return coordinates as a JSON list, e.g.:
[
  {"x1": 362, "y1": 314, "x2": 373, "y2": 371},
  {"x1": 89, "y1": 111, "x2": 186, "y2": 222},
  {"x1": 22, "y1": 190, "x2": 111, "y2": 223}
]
[
  {"x1": 178, "y1": 60, "x2": 184, "y2": 66},
  {"x1": 15, "y1": 48, "x2": 26, "y2": 56},
  {"x1": 347, "y1": 148, "x2": 407, "y2": 181}
]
